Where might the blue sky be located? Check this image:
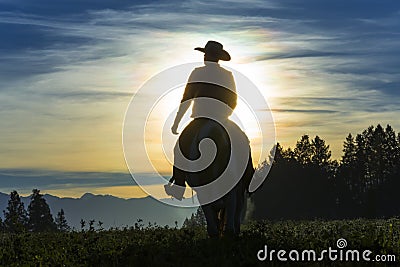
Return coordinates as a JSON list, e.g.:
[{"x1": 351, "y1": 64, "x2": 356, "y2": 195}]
[{"x1": 0, "y1": 0, "x2": 399, "y2": 197}]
